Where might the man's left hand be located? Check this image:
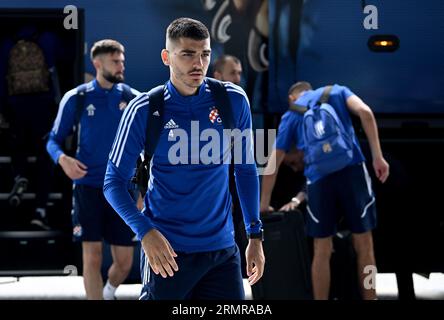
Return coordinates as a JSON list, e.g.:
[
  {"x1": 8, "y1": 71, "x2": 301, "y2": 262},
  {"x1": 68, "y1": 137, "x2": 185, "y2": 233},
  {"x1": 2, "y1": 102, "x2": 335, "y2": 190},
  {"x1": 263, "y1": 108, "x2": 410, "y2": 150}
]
[{"x1": 245, "y1": 239, "x2": 265, "y2": 286}]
